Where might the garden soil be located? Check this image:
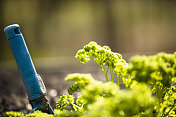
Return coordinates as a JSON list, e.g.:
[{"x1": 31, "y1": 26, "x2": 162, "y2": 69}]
[{"x1": 0, "y1": 67, "x2": 104, "y2": 115}]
